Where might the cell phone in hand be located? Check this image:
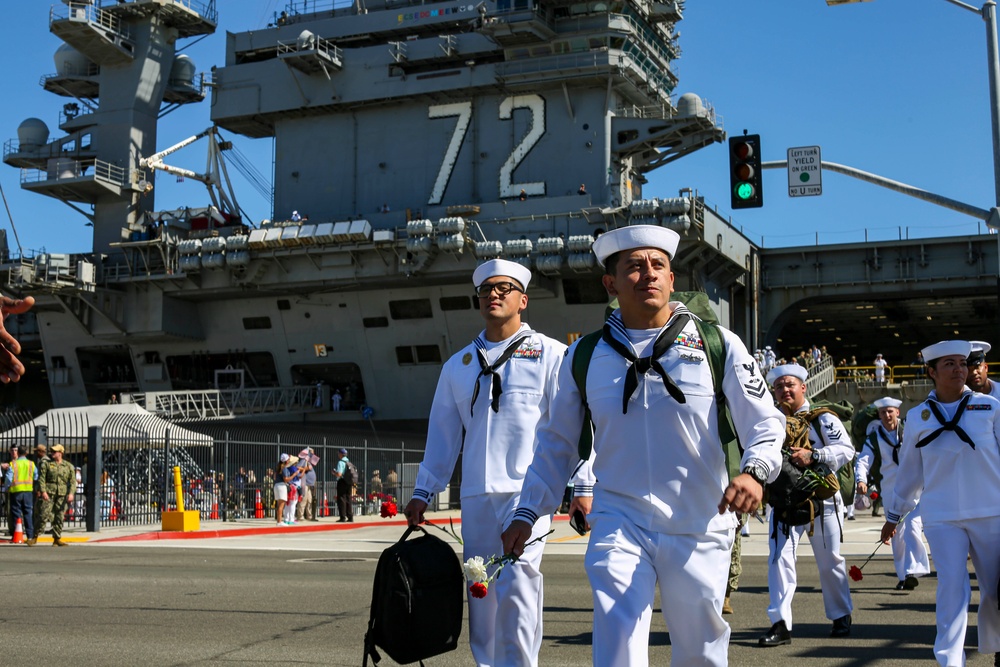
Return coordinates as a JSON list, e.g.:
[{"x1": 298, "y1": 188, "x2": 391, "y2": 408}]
[{"x1": 569, "y1": 510, "x2": 588, "y2": 536}]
